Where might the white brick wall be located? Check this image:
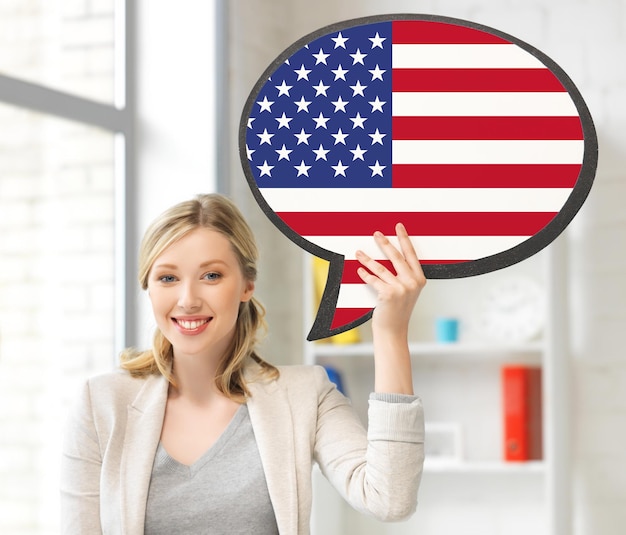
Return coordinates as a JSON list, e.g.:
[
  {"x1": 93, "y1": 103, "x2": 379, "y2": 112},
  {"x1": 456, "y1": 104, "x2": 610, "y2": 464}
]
[
  {"x1": 0, "y1": 2, "x2": 116, "y2": 534},
  {"x1": 0, "y1": 0, "x2": 114, "y2": 103},
  {"x1": 0, "y1": 113, "x2": 116, "y2": 535}
]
